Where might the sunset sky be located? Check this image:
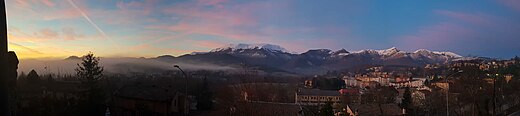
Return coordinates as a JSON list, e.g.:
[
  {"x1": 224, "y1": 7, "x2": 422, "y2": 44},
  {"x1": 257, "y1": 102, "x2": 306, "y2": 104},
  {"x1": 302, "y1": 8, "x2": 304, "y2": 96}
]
[{"x1": 6, "y1": 0, "x2": 520, "y2": 59}]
